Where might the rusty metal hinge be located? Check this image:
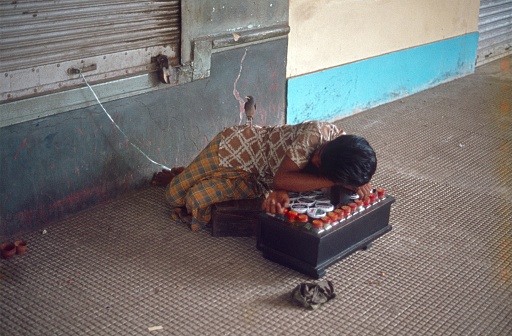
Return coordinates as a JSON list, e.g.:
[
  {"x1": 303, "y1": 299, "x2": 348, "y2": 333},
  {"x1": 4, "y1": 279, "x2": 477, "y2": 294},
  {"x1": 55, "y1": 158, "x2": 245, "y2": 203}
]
[{"x1": 67, "y1": 64, "x2": 97, "y2": 75}]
